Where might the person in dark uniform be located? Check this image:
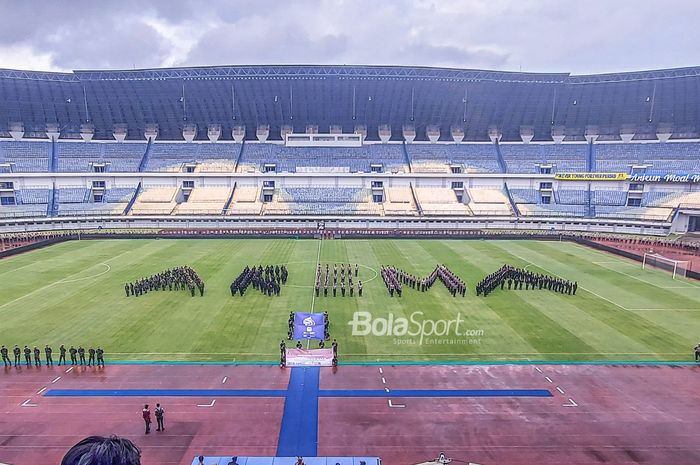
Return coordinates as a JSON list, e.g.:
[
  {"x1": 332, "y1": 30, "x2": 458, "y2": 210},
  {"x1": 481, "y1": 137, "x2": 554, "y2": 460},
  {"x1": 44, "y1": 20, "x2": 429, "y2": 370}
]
[
  {"x1": 295, "y1": 341, "x2": 303, "y2": 349},
  {"x1": 45, "y1": 345, "x2": 53, "y2": 366},
  {"x1": 58, "y1": 345, "x2": 67, "y2": 366},
  {"x1": 13, "y1": 345, "x2": 21, "y2": 367},
  {"x1": 1, "y1": 345, "x2": 9, "y2": 367},
  {"x1": 33, "y1": 347, "x2": 41, "y2": 367},
  {"x1": 572, "y1": 281, "x2": 578, "y2": 295},
  {"x1": 695, "y1": 342, "x2": 700, "y2": 362},
  {"x1": 319, "y1": 340, "x2": 325, "y2": 349},
  {"x1": 125, "y1": 283, "x2": 130, "y2": 297},
  {"x1": 23, "y1": 346, "x2": 31, "y2": 367},
  {"x1": 355, "y1": 264, "x2": 359, "y2": 277},
  {"x1": 142, "y1": 404, "x2": 152, "y2": 434},
  {"x1": 332, "y1": 284, "x2": 337, "y2": 297},
  {"x1": 155, "y1": 403, "x2": 165, "y2": 432},
  {"x1": 323, "y1": 284, "x2": 328, "y2": 297},
  {"x1": 280, "y1": 340, "x2": 286, "y2": 357},
  {"x1": 96, "y1": 347, "x2": 105, "y2": 367},
  {"x1": 88, "y1": 347, "x2": 96, "y2": 366},
  {"x1": 69, "y1": 346, "x2": 78, "y2": 365},
  {"x1": 78, "y1": 346, "x2": 86, "y2": 365},
  {"x1": 358, "y1": 281, "x2": 363, "y2": 297},
  {"x1": 331, "y1": 339, "x2": 338, "y2": 357}
]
